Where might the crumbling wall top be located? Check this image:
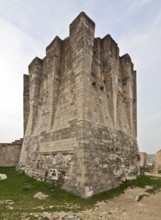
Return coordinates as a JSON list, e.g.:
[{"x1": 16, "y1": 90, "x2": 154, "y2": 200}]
[
  {"x1": 69, "y1": 12, "x2": 95, "y2": 35},
  {"x1": 46, "y1": 36, "x2": 62, "y2": 55},
  {"x1": 28, "y1": 57, "x2": 42, "y2": 72}
]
